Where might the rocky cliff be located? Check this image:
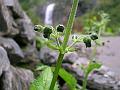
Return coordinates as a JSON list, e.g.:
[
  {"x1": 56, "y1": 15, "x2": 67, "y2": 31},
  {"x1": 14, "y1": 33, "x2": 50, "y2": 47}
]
[{"x1": 0, "y1": 0, "x2": 38, "y2": 90}]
